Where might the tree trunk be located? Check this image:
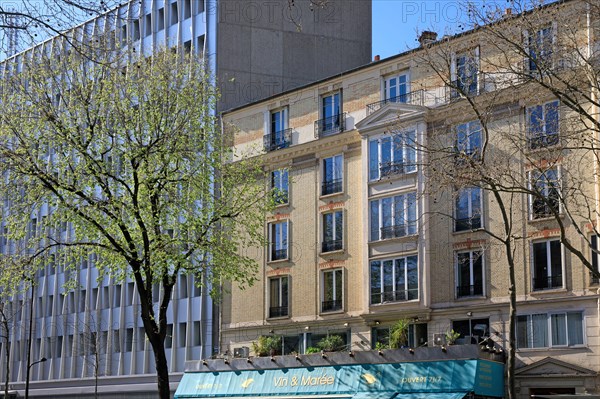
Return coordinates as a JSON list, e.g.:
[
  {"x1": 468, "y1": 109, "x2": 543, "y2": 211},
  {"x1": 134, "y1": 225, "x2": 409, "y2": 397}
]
[
  {"x1": 148, "y1": 332, "x2": 171, "y2": 399},
  {"x1": 3, "y1": 319, "x2": 9, "y2": 399},
  {"x1": 505, "y1": 240, "x2": 517, "y2": 399}
]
